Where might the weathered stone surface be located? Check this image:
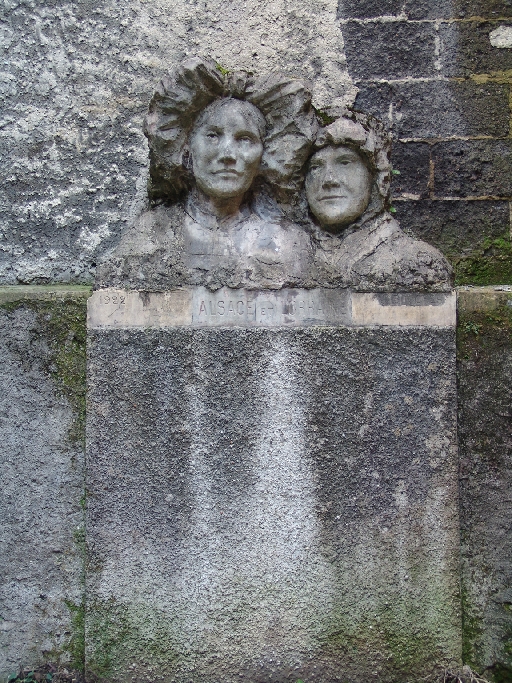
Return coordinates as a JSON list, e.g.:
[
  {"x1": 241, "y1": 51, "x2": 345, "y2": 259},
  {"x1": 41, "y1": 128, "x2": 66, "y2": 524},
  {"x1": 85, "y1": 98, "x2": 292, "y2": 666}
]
[
  {"x1": 0, "y1": 288, "x2": 88, "y2": 679},
  {"x1": 403, "y1": 0, "x2": 455, "y2": 18},
  {"x1": 355, "y1": 81, "x2": 510, "y2": 140},
  {"x1": 457, "y1": 287, "x2": 512, "y2": 682},
  {"x1": 86, "y1": 322, "x2": 460, "y2": 683},
  {"x1": 341, "y1": 21, "x2": 438, "y2": 80},
  {"x1": 0, "y1": 0, "x2": 354, "y2": 286},
  {"x1": 310, "y1": 214, "x2": 453, "y2": 292},
  {"x1": 440, "y1": 21, "x2": 512, "y2": 78},
  {"x1": 98, "y1": 102, "x2": 452, "y2": 294},
  {"x1": 432, "y1": 140, "x2": 512, "y2": 199}
]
